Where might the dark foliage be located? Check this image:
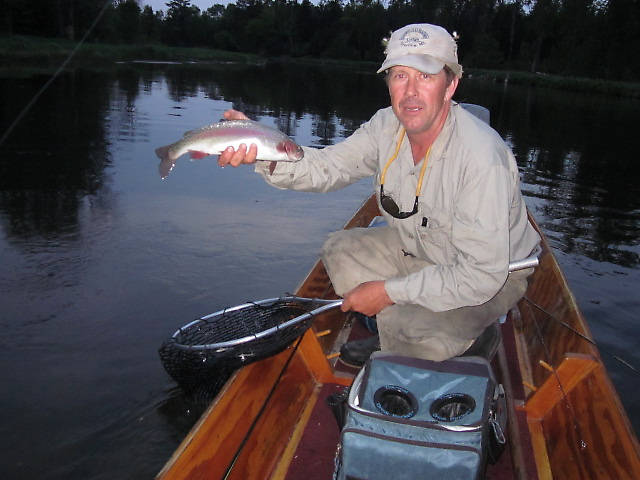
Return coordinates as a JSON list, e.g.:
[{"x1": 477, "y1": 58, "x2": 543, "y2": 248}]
[{"x1": 1, "y1": 0, "x2": 638, "y2": 80}]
